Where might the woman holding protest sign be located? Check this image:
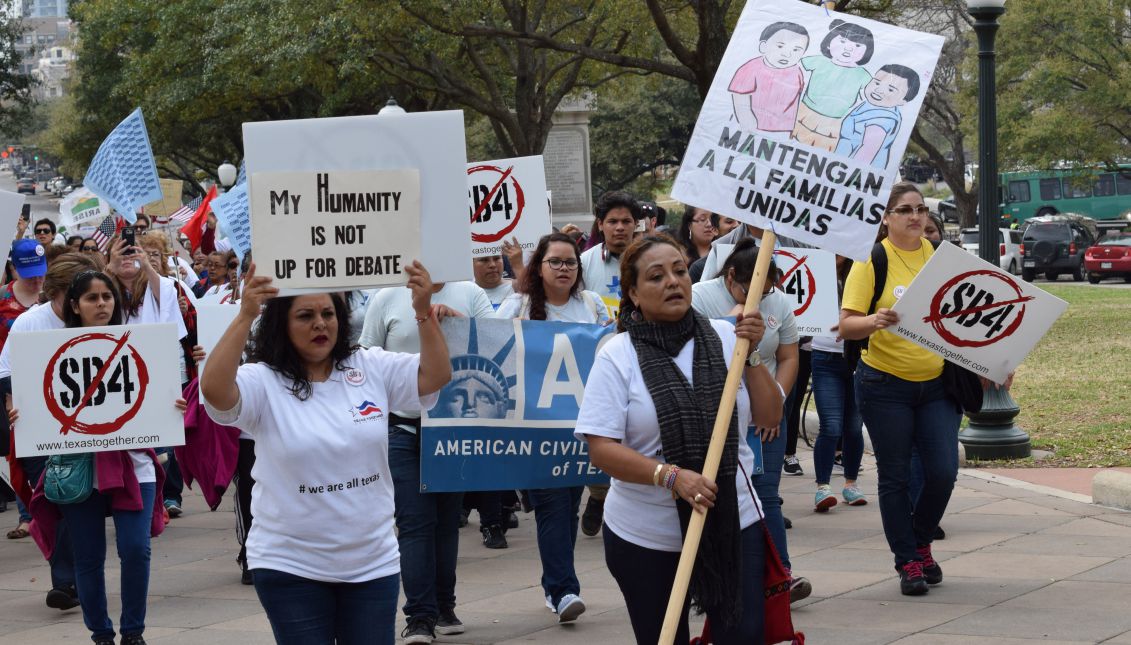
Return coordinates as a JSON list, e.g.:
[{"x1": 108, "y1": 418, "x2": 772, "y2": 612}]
[
  {"x1": 690, "y1": 237, "x2": 809, "y2": 603},
  {"x1": 11, "y1": 269, "x2": 176, "y2": 645},
  {"x1": 202, "y1": 261, "x2": 451, "y2": 645},
  {"x1": 839, "y1": 182, "x2": 959, "y2": 596},
  {"x1": 577, "y1": 234, "x2": 783, "y2": 644},
  {"x1": 495, "y1": 232, "x2": 609, "y2": 624}
]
